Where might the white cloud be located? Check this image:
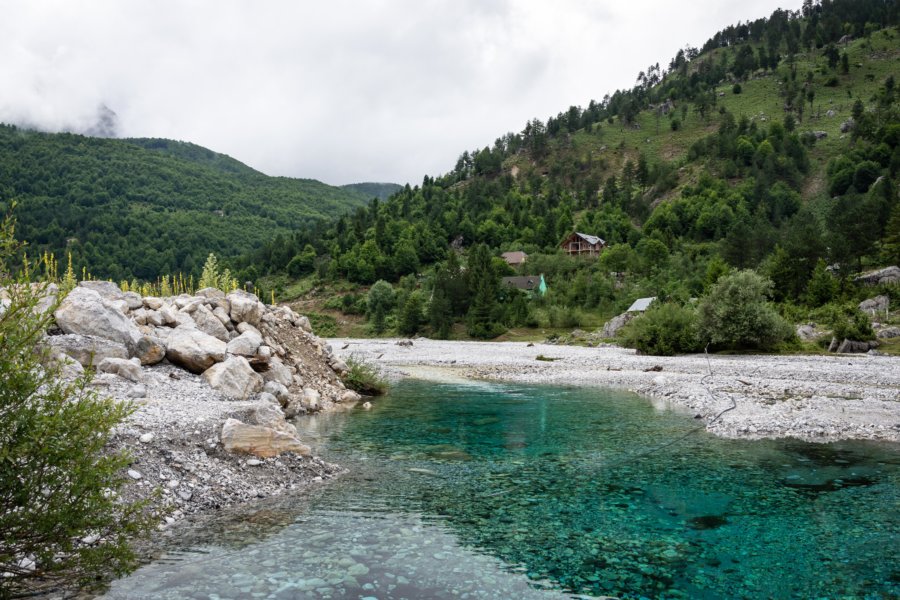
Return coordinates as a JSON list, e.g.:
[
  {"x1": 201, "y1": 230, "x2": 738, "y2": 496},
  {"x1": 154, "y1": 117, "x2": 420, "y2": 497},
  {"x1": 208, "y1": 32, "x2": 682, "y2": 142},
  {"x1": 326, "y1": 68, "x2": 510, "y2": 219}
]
[{"x1": 0, "y1": 0, "x2": 795, "y2": 185}]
